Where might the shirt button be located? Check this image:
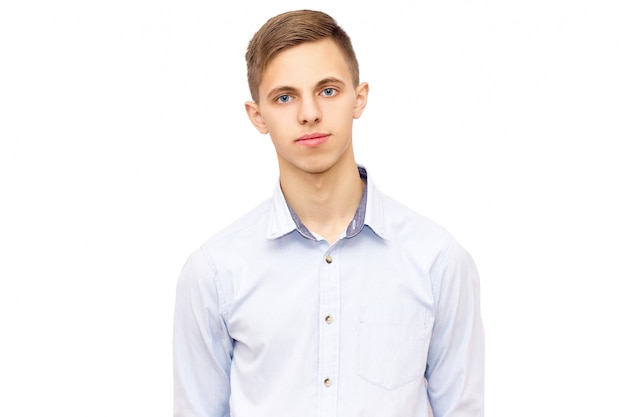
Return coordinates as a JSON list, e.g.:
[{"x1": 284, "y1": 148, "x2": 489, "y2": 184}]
[
  {"x1": 325, "y1": 255, "x2": 333, "y2": 264},
  {"x1": 325, "y1": 315, "x2": 333, "y2": 324},
  {"x1": 323, "y1": 378, "x2": 332, "y2": 387}
]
